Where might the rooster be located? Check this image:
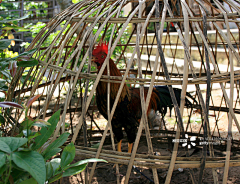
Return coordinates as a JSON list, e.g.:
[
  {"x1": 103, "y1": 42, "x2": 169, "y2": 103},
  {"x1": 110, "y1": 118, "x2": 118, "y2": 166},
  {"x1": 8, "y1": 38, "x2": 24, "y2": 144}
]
[{"x1": 92, "y1": 42, "x2": 195, "y2": 153}]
